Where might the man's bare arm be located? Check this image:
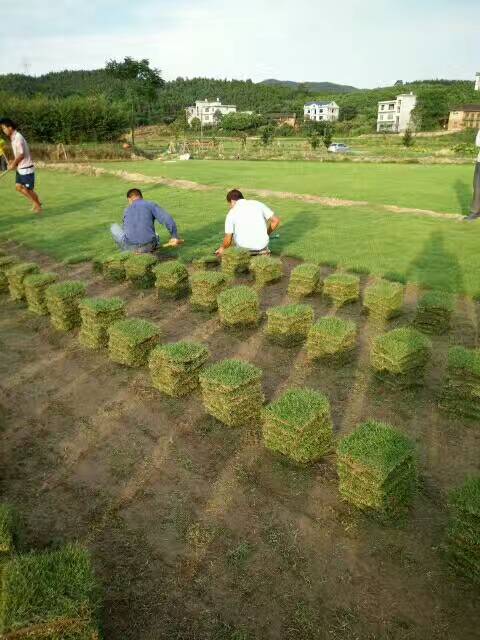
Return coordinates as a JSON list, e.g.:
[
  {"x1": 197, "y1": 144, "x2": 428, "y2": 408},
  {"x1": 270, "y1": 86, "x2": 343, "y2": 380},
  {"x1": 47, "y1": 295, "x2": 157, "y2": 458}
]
[
  {"x1": 268, "y1": 215, "x2": 281, "y2": 235},
  {"x1": 8, "y1": 153, "x2": 24, "y2": 170},
  {"x1": 215, "y1": 233, "x2": 234, "y2": 256}
]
